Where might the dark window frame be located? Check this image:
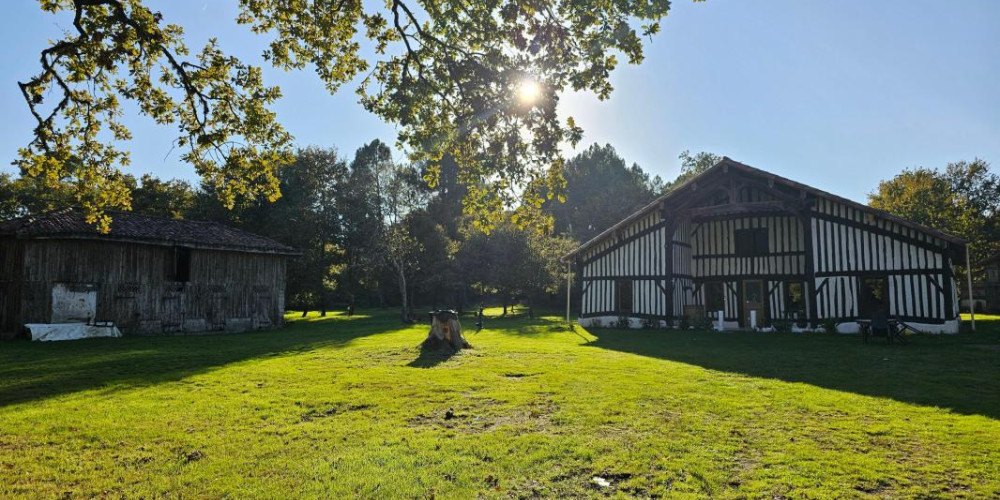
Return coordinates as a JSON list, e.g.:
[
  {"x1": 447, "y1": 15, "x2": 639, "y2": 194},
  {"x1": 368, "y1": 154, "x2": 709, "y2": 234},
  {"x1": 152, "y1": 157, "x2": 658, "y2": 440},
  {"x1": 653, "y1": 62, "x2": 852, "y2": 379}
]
[
  {"x1": 704, "y1": 281, "x2": 725, "y2": 313},
  {"x1": 734, "y1": 228, "x2": 768, "y2": 257},
  {"x1": 616, "y1": 279, "x2": 633, "y2": 314},
  {"x1": 784, "y1": 281, "x2": 806, "y2": 318},
  {"x1": 168, "y1": 246, "x2": 193, "y2": 282}
]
